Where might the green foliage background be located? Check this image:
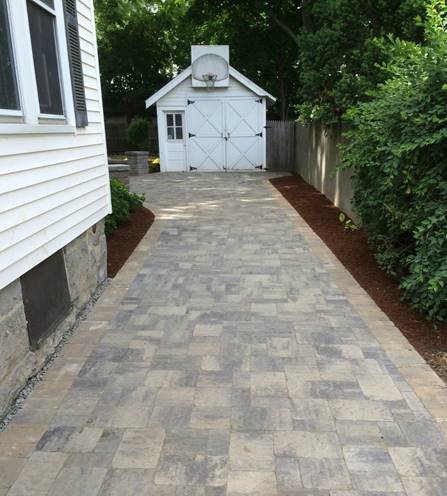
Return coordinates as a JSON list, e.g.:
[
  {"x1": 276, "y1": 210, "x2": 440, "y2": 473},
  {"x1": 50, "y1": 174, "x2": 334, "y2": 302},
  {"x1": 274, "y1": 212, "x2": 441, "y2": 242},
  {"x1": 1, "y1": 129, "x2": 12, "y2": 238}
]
[
  {"x1": 296, "y1": 0, "x2": 426, "y2": 124},
  {"x1": 340, "y1": 2, "x2": 447, "y2": 322},
  {"x1": 94, "y1": 0, "x2": 426, "y2": 121}
]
